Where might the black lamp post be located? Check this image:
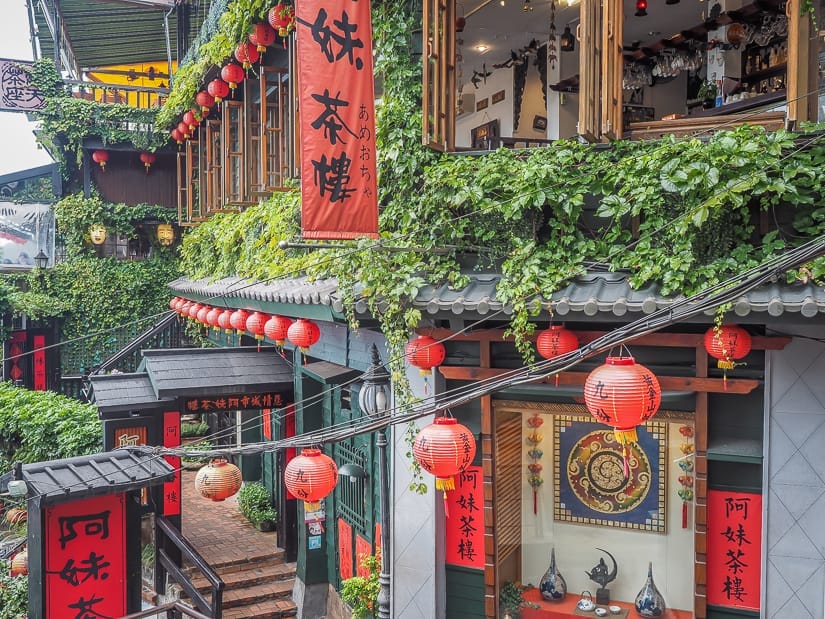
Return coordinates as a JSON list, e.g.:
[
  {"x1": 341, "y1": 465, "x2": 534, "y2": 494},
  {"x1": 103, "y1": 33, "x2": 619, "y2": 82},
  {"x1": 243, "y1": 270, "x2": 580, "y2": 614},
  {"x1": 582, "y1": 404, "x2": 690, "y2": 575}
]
[
  {"x1": 33, "y1": 250, "x2": 48, "y2": 270},
  {"x1": 359, "y1": 343, "x2": 392, "y2": 619}
]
